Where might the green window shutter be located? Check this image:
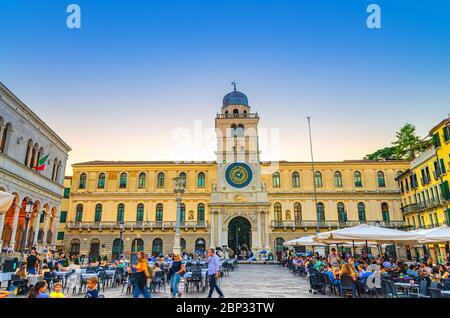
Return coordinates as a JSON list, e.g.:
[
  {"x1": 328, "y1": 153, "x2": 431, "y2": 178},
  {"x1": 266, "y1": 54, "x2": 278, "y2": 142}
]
[
  {"x1": 63, "y1": 188, "x2": 70, "y2": 199},
  {"x1": 57, "y1": 232, "x2": 65, "y2": 240},
  {"x1": 39, "y1": 212, "x2": 45, "y2": 223},
  {"x1": 433, "y1": 133, "x2": 441, "y2": 148},
  {"x1": 440, "y1": 158, "x2": 447, "y2": 173},
  {"x1": 442, "y1": 181, "x2": 450, "y2": 200},
  {"x1": 59, "y1": 211, "x2": 67, "y2": 223},
  {"x1": 444, "y1": 127, "x2": 450, "y2": 142}
]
